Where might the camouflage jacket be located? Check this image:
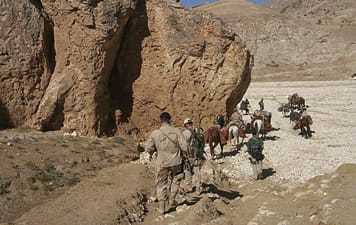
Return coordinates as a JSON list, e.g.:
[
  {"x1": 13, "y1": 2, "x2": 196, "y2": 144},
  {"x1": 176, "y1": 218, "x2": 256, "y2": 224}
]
[{"x1": 145, "y1": 123, "x2": 188, "y2": 168}]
